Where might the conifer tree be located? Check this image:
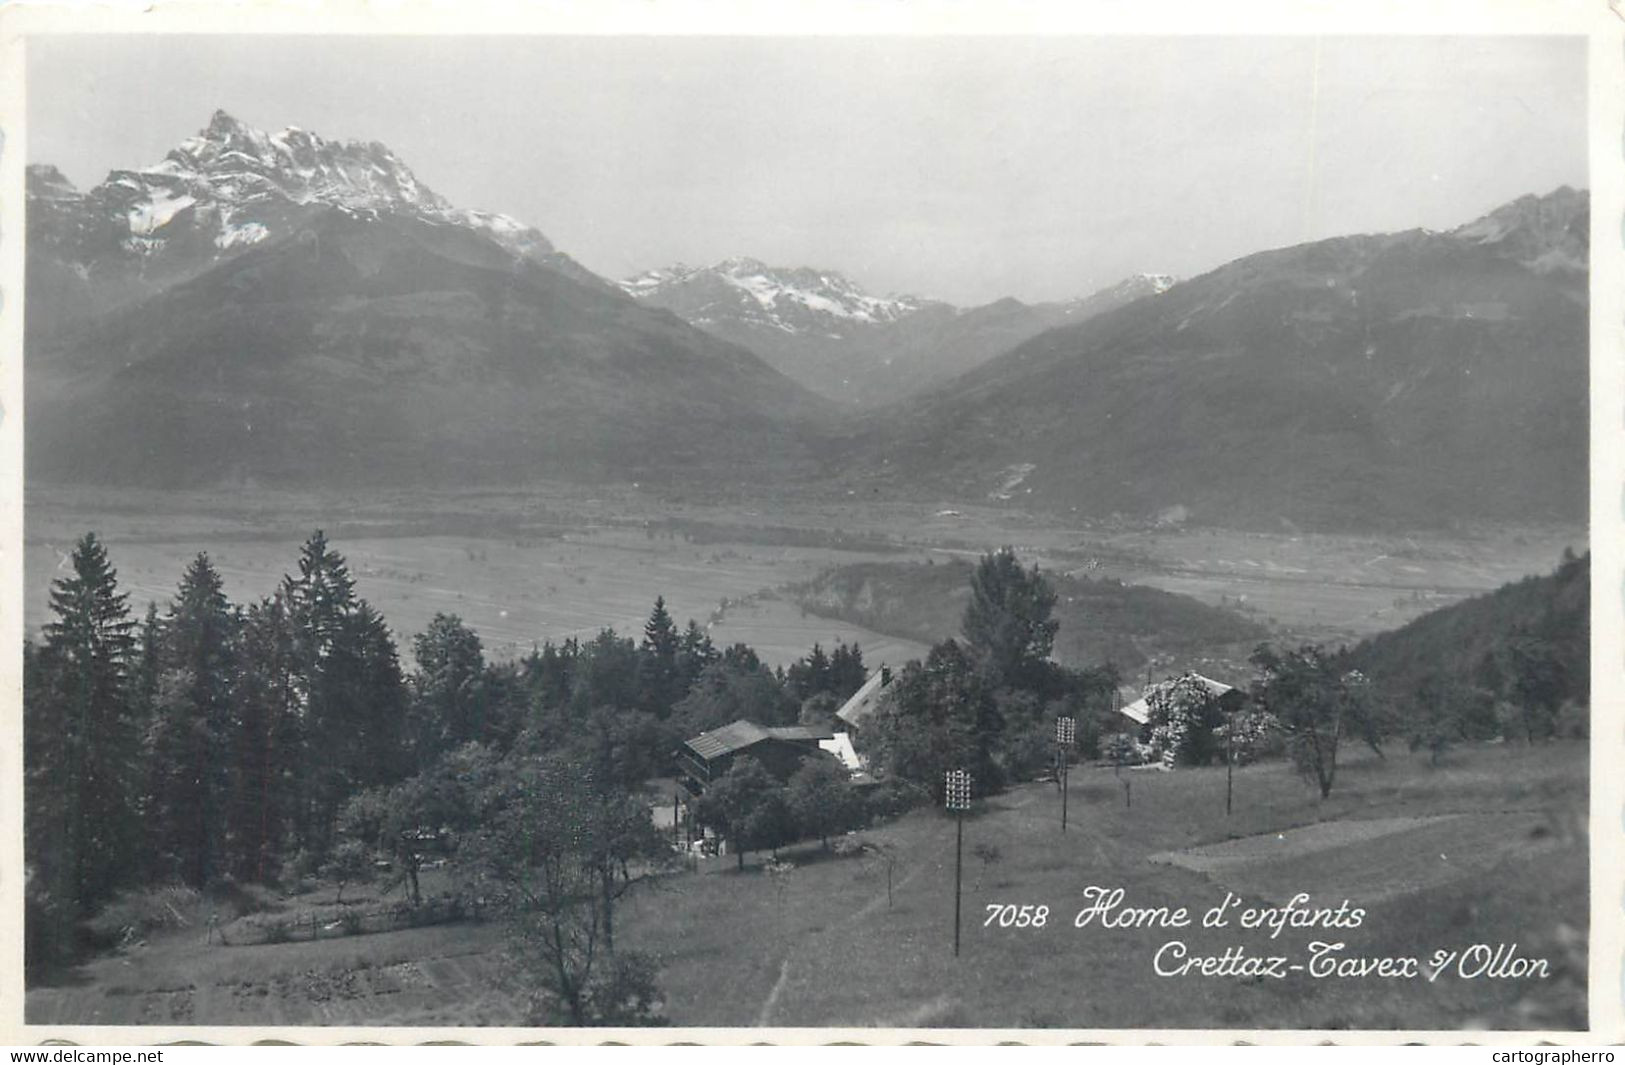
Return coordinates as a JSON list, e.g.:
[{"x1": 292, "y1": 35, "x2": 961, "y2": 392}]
[
  {"x1": 30, "y1": 534, "x2": 142, "y2": 919},
  {"x1": 146, "y1": 554, "x2": 239, "y2": 886},
  {"x1": 638, "y1": 597, "x2": 681, "y2": 715},
  {"x1": 227, "y1": 593, "x2": 302, "y2": 882},
  {"x1": 677, "y1": 621, "x2": 719, "y2": 691},
  {"x1": 282, "y1": 531, "x2": 363, "y2": 857},
  {"x1": 343, "y1": 602, "x2": 409, "y2": 790}
]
